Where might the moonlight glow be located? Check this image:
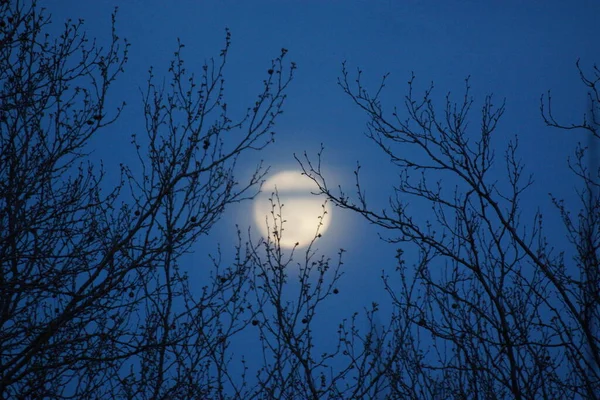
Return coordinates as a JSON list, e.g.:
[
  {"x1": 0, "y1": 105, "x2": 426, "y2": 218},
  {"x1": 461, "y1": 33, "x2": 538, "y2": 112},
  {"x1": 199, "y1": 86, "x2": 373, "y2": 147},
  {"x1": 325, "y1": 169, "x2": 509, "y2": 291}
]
[{"x1": 253, "y1": 170, "x2": 331, "y2": 248}]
